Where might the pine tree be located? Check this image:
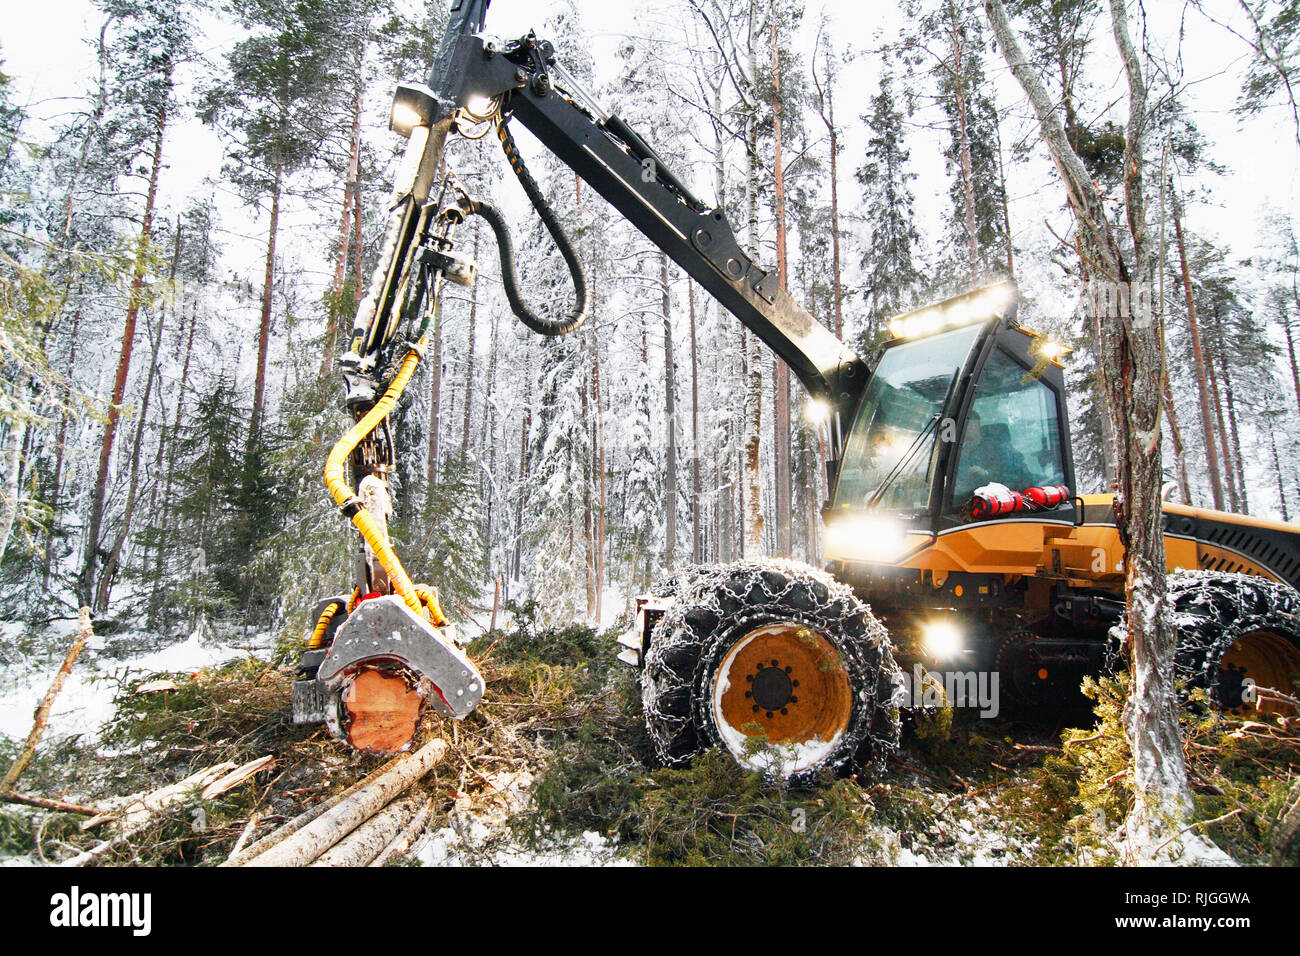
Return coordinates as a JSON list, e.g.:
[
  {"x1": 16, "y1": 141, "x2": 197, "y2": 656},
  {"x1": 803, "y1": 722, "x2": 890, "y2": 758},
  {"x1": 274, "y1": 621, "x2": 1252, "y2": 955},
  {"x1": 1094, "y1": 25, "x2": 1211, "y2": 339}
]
[
  {"x1": 856, "y1": 69, "x2": 924, "y2": 350},
  {"x1": 199, "y1": 0, "x2": 349, "y2": 457},
  {"x1": 904, "y1": 0, "x2": 1010, "y2": 285},
  {"x1": 78, "y1": 0, "x2": 192, "y2": 609}
]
